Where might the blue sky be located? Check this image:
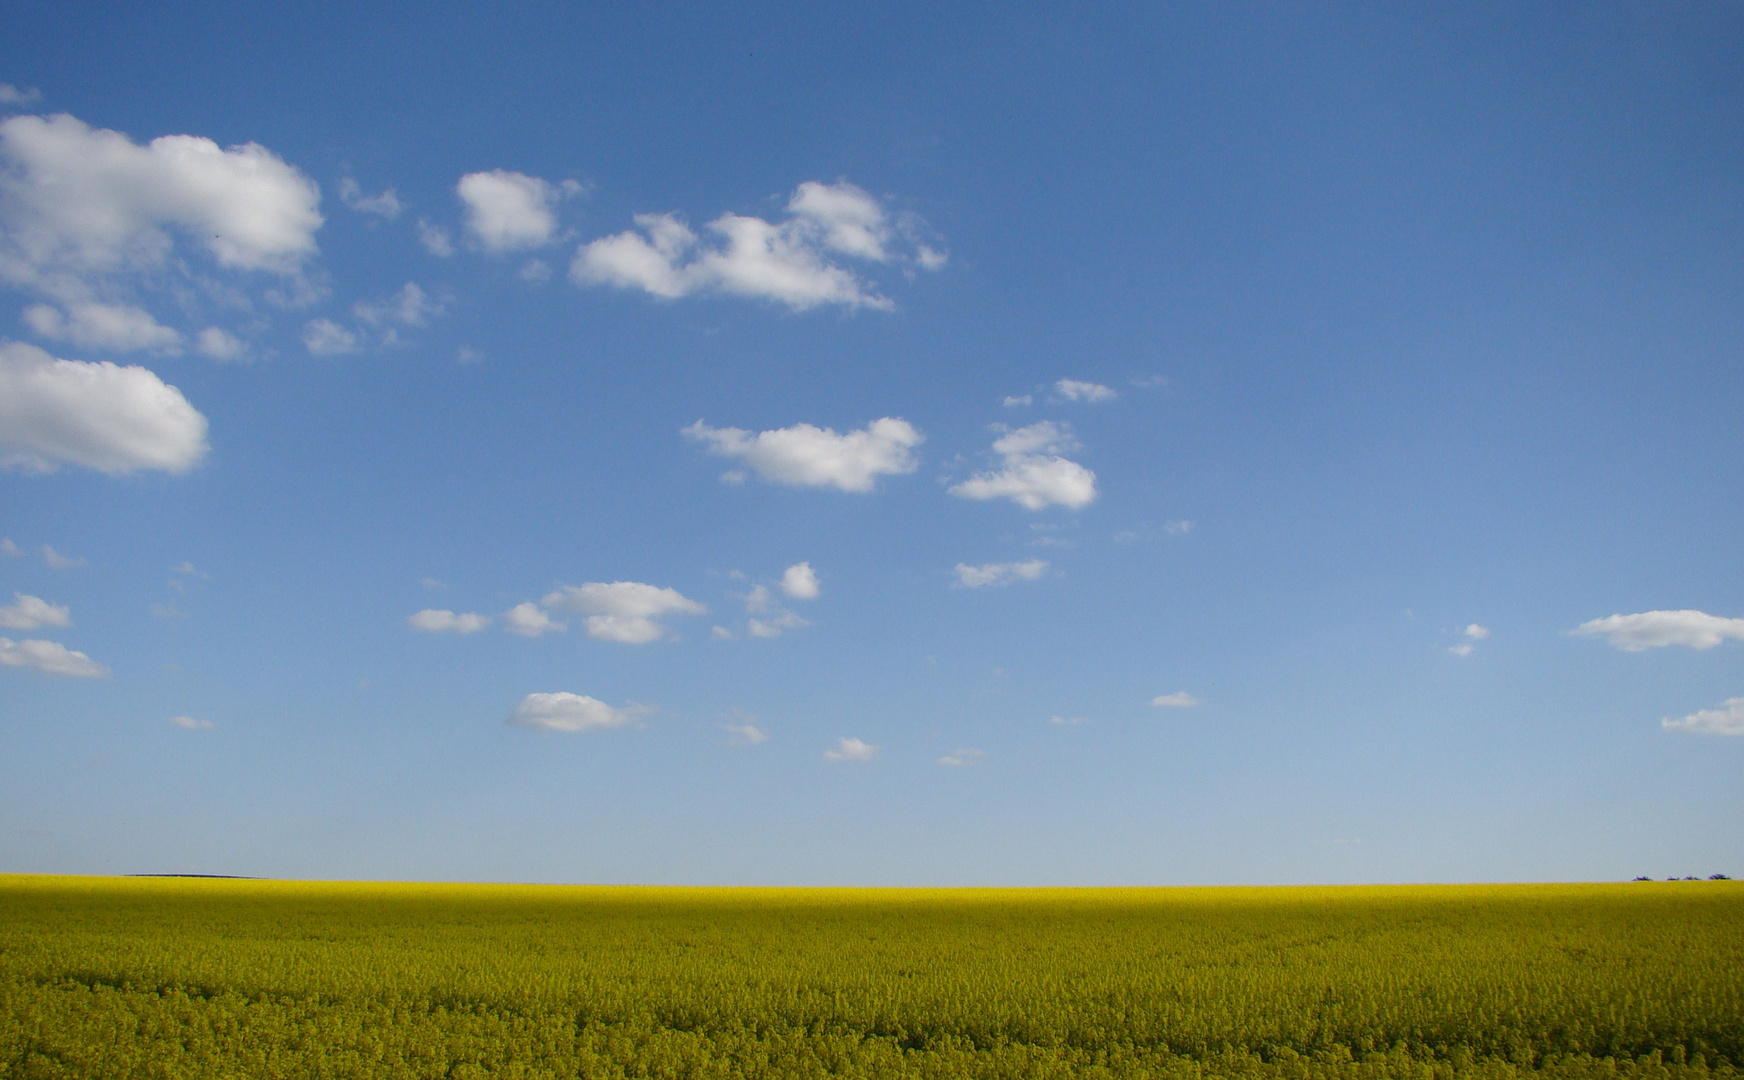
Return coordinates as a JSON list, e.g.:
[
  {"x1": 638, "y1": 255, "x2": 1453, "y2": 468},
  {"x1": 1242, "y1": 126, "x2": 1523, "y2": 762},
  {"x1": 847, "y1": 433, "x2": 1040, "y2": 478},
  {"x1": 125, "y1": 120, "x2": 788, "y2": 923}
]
[{"x1": 1, "y1": 2, "x2": 1740, "y2": 885}]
